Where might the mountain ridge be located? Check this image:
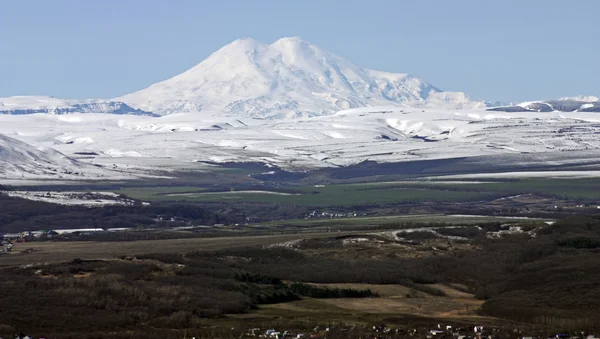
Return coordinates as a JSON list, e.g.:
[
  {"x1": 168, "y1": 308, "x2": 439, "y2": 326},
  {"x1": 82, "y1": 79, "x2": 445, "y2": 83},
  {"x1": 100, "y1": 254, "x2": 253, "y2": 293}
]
[
  {"x1": 488, "y1": 97, "x2": 600, "y2": 113},
  {"x1": 0, "y1": 96, "x2": 157, "y2": 116}
]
